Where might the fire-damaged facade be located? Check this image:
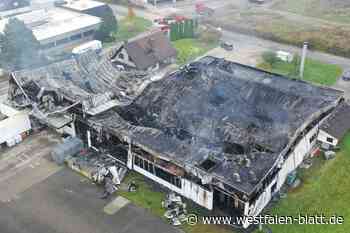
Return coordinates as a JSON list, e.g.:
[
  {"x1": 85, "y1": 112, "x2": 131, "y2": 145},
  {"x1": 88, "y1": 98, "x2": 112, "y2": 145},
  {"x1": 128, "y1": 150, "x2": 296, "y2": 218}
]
[{"x1": 7, "y1": 55, "x2": 344, "y2": 228}]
